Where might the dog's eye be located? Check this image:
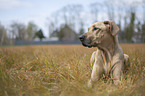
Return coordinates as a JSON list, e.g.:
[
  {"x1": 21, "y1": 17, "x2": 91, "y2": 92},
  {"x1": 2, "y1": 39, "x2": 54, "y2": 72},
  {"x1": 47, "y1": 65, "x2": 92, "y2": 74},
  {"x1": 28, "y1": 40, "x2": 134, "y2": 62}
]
[
  {"x1": 93, "y1": 27, "x2": 97, "y2": 31},
  {"x1": 93, "y1": 27, "x2": 101, "y2": 31}
]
